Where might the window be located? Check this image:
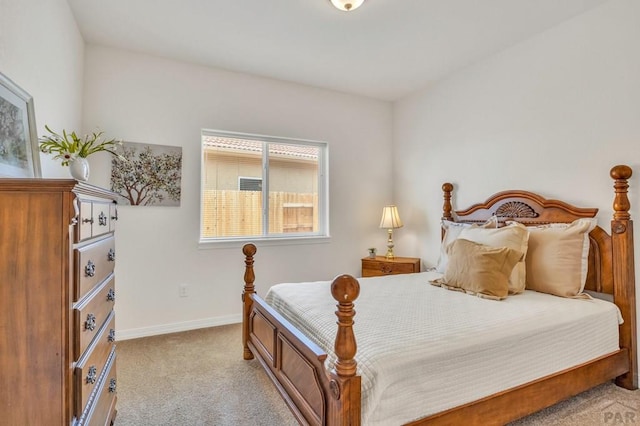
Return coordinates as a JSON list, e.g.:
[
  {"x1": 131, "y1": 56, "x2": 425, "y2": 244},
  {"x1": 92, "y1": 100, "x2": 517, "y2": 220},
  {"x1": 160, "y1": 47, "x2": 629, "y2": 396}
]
[
  {"x1": 200, "y1": 129, "x2": 328, "y2": 243},
  {"x1": 238, "y1": 177, "x2": 262, "y2": 192}
]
